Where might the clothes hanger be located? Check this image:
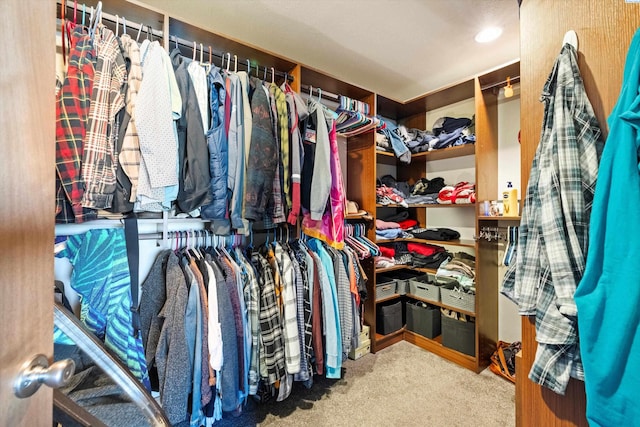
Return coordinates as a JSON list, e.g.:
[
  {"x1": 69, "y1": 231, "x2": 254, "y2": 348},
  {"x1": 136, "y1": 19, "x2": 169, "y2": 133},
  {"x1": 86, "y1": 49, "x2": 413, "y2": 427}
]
[
  {"x1": 122, "y1": 17, "x2": 126, "y2": 36},
  {"x1": 234, "y1": 55, "x2": 238, "y2": 72},
  {"x1": 271, "y1": 67, "x2": 275, "y2": 84},
  {"x1": 246, "y1": 59, "x2": 251, "y2": 75},
  {"x1": 200, "y1": 43, "x2": 204, "y2": 65},
  {"x1": 209, "y1": 46, "x2": 212, "y2": 65},
  {"x1": 82, "y1": 3, "x2": 86, "y2": 27},
  {"x1": 192, "y1": 41, "x2": 197, "y2": 61},
  {"x1": 114, "y1": 15, "x2": 119, "y2": 37},
  {"x1": 226, "y1": 53, "x2": 231, "y2": 72},
  {"x1": 136, "y1": 24, "x2": 143, "y2": 43}
]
